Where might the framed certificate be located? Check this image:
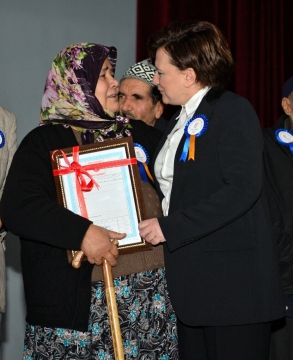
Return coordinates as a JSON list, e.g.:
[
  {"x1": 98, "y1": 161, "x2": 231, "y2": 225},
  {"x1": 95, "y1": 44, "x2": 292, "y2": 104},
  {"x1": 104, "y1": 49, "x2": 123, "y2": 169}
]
[{"x1": 51, "y1": 136, "x2": 151, "y2": 255}]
